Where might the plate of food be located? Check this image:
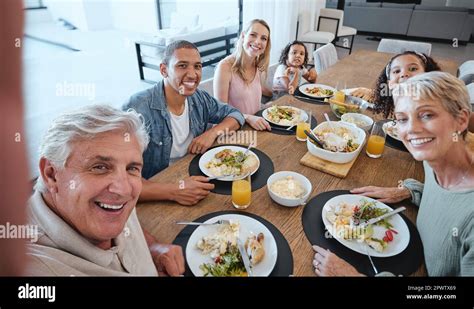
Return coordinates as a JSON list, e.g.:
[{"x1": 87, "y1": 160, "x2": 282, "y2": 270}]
[
  {"x1": 186, "y1": 214, "x2": 278, "y2": 276},
  {"x1": 199, "y1": 146, "x2": 260, "y2": 181},
  {"x1": 299, "y1": 83, "x2": 335, "y2": 99},
  {"x1": 262, "y1": 105, "x2": 308, "y2": 127},
  {"x1": 382, "y1": 121, "x2": 401, "y2": 141},
  {"x1": 322, "y1": 194, "x2": 410, "y2": 257}
]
